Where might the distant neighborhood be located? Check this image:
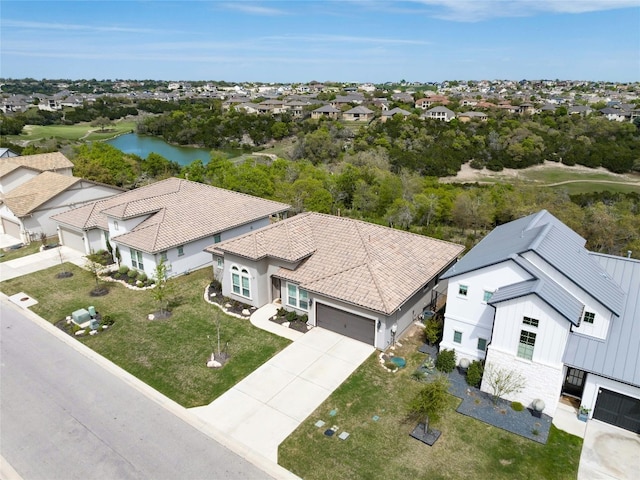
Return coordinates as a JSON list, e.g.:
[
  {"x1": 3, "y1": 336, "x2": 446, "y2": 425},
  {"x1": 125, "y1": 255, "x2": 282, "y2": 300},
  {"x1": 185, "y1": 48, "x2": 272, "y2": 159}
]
[{"x1": 2, "y1": 78, "x2": 639, "y2": 124}]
